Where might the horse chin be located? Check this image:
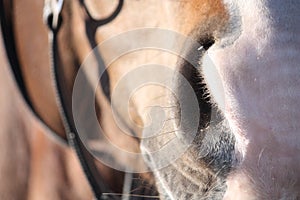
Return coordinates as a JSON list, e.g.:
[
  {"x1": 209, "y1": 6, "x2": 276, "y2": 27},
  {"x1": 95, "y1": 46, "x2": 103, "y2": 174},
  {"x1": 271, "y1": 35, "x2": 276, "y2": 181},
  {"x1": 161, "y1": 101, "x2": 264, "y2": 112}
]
[{"x1": 141, "y1": 115, "x2": 236, "y2": 200}]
